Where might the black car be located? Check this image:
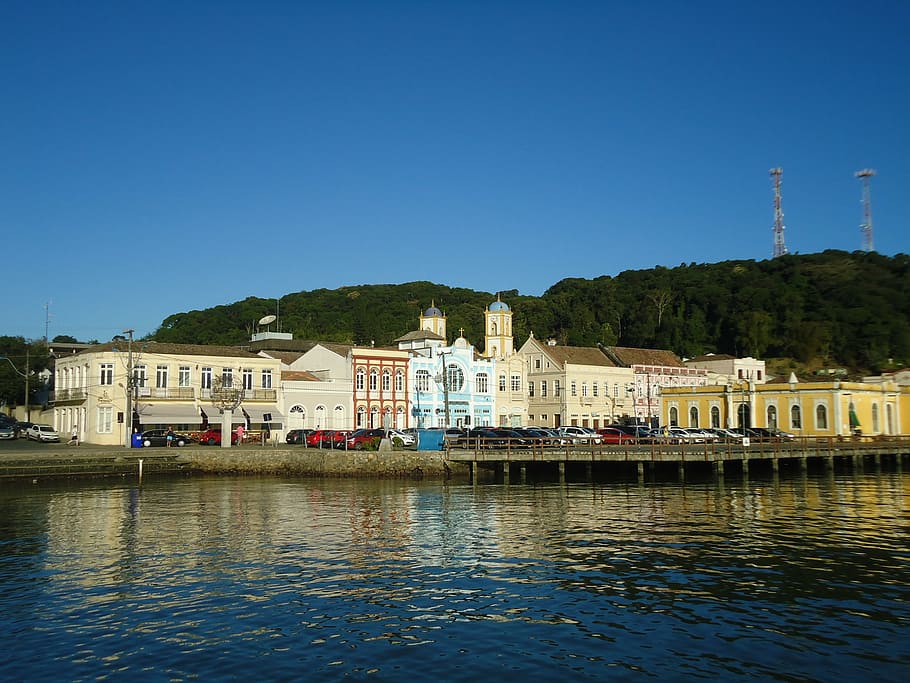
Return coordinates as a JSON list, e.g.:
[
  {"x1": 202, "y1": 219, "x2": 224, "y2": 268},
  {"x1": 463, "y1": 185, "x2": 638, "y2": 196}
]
[
  {"x1": 140, "y1": 429, "x2": 193, "y2": 447},
  {"x1": 285, "y1": 428, "x2": 315, "y2": 445}
]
